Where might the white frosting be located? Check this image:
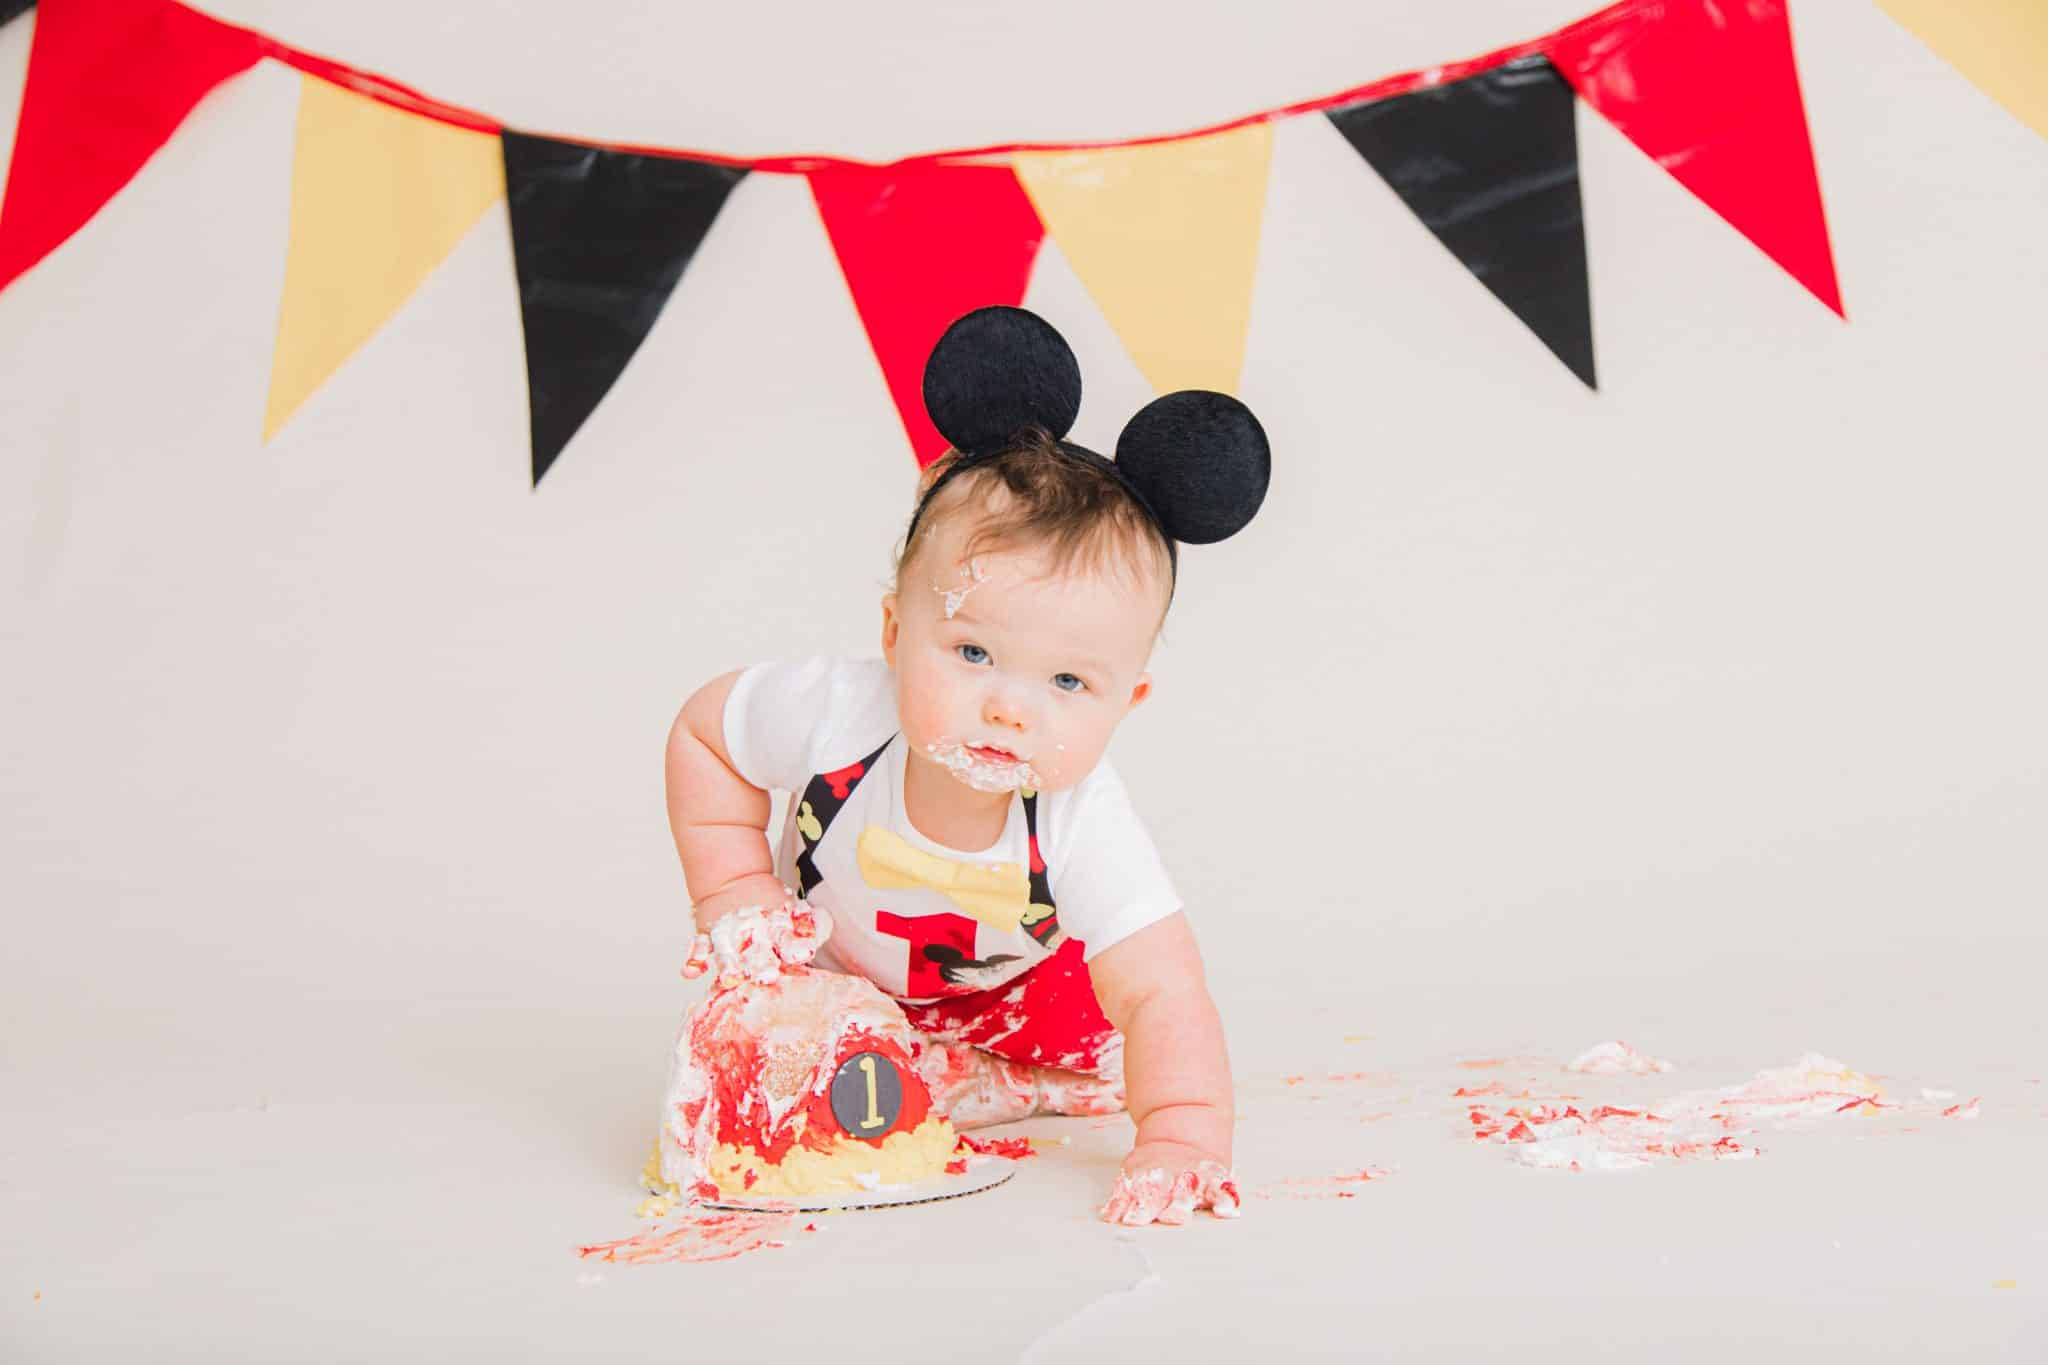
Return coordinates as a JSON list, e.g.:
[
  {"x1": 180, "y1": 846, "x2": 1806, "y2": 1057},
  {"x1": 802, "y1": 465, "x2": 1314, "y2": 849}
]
[
  {"x1": 1565, "y1": 1040, "x2": 1674, "y2": 1075},
  {"x1": 934, "y1": 557, "x2": 988, "y2": 619},
  {"x1": 926, "y1": 738, "x2": 1044, "y2": 794},
  {"x1": 682, "y1": 899, "x2": 832, "y2": 990},
  {"x1": 1474, "y1": 1052, "x2": 1911, "y2": 1172}
]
